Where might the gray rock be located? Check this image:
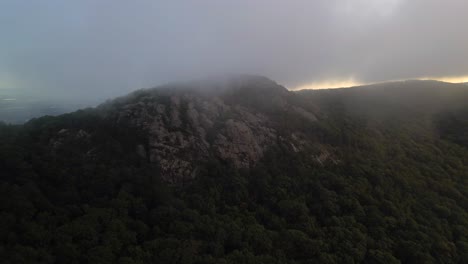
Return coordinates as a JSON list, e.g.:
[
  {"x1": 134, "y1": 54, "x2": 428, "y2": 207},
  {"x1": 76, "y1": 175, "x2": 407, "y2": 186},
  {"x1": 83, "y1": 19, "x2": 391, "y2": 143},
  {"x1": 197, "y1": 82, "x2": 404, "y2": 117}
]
[{"x1": 102, "y1": 76, "x2": 328, "y2": 183}]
